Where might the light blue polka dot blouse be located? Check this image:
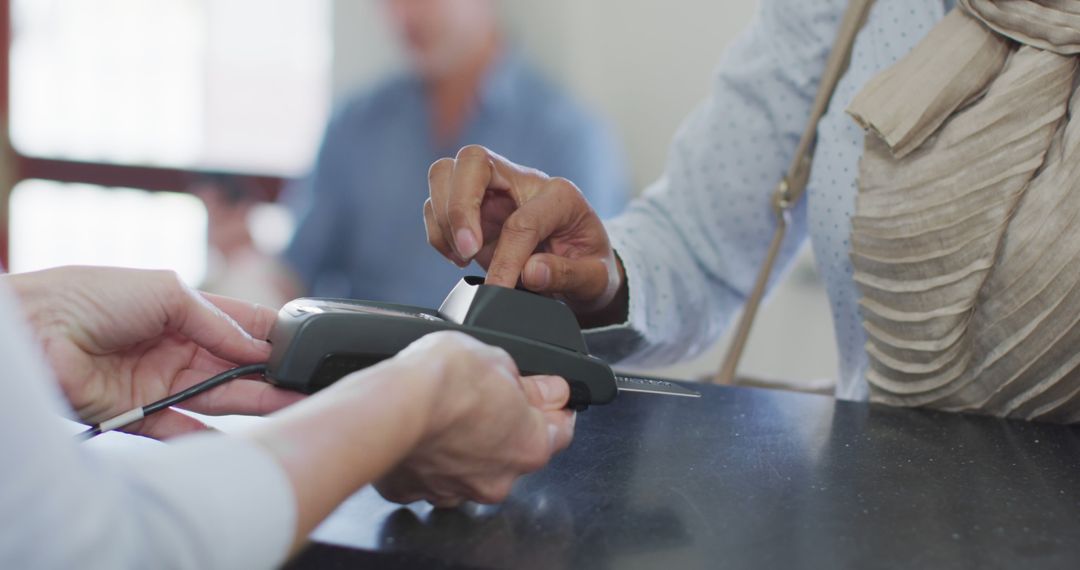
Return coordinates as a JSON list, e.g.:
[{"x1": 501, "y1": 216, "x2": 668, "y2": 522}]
[{"x1": 584, "y1": 0, "x2": 954, "y2": 401}]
